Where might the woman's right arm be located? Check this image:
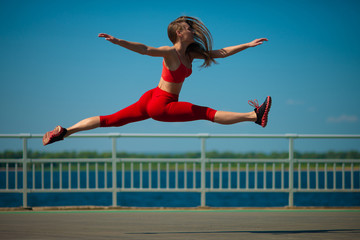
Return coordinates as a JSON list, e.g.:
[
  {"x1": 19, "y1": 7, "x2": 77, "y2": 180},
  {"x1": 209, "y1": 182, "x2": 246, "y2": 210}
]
[
  {"x1": 98, "y1": 33, "x2": 172, "y2": 57},
  {"x1": 209, "y1": 38, "x2": 268, "y2": 59}
]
